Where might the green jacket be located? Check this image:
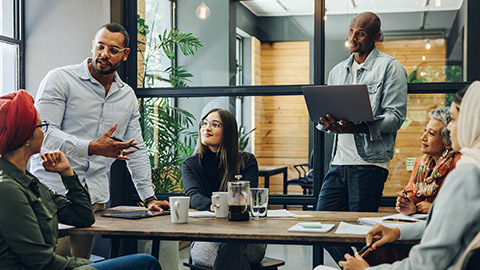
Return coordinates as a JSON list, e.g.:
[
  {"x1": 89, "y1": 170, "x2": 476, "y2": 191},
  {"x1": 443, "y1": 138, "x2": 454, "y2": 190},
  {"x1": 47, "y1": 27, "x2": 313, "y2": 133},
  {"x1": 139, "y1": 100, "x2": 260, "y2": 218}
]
[{"x1": 0, "y1": 158, "x2": 96, "y2": 270}]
